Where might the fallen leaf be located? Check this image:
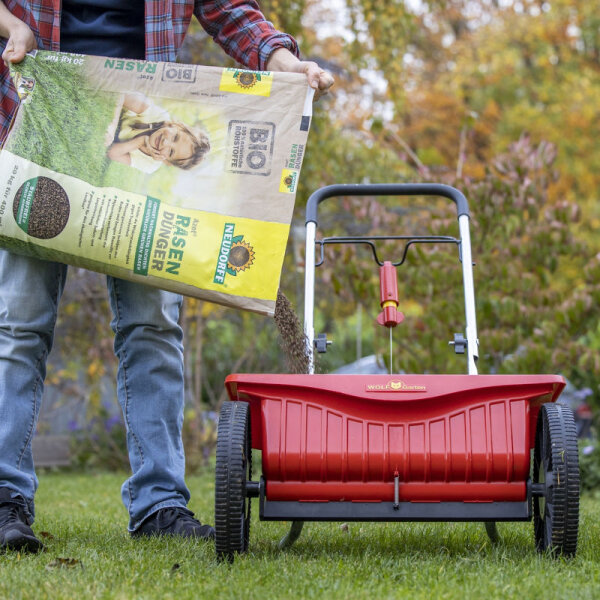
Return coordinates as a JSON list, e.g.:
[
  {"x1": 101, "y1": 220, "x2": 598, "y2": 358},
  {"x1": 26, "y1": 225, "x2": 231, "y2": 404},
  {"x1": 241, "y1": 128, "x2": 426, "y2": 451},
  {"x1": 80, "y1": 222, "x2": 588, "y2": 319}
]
[{"x1": 46, "y1": 557, "x2": 82, "y2": 570}]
